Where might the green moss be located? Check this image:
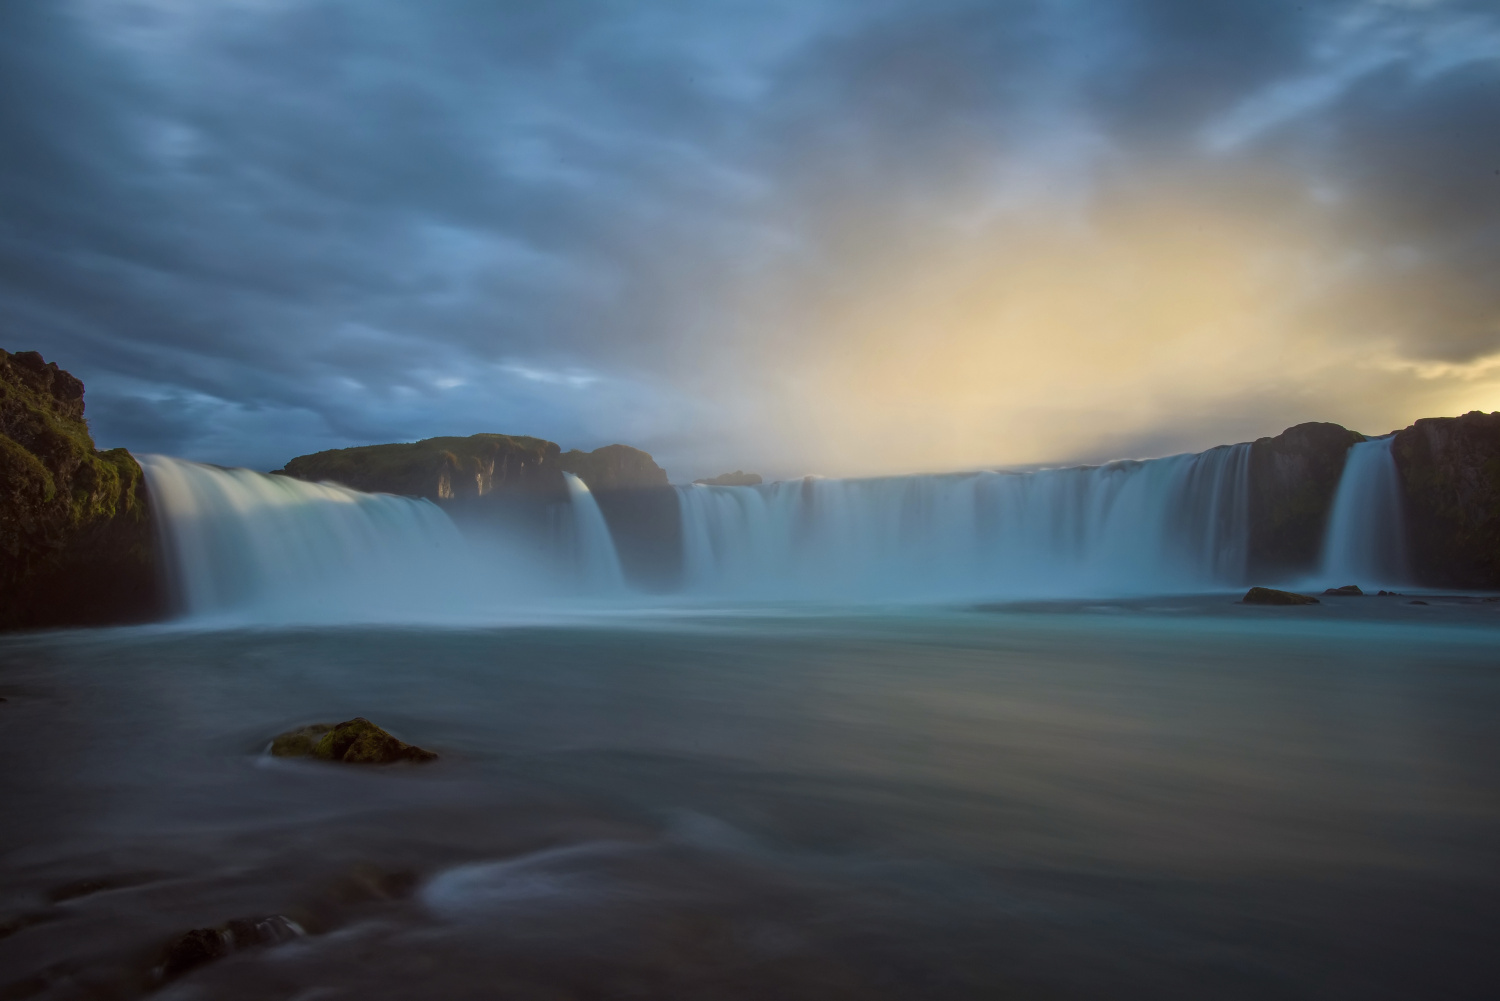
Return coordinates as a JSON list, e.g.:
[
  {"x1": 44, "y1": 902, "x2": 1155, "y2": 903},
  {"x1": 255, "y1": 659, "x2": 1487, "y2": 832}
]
[{"x1": 270, "y1": 717, "x2": 438, "y2": 764}]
